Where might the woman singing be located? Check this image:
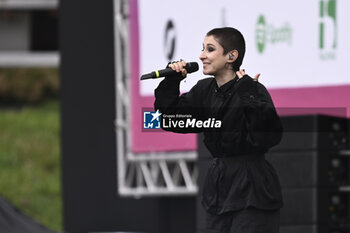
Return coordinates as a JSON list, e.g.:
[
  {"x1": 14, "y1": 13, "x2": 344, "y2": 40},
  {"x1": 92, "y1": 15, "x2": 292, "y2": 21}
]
[{"x1": 154, "y1": 27, "x2": 283, "y2": 233}]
